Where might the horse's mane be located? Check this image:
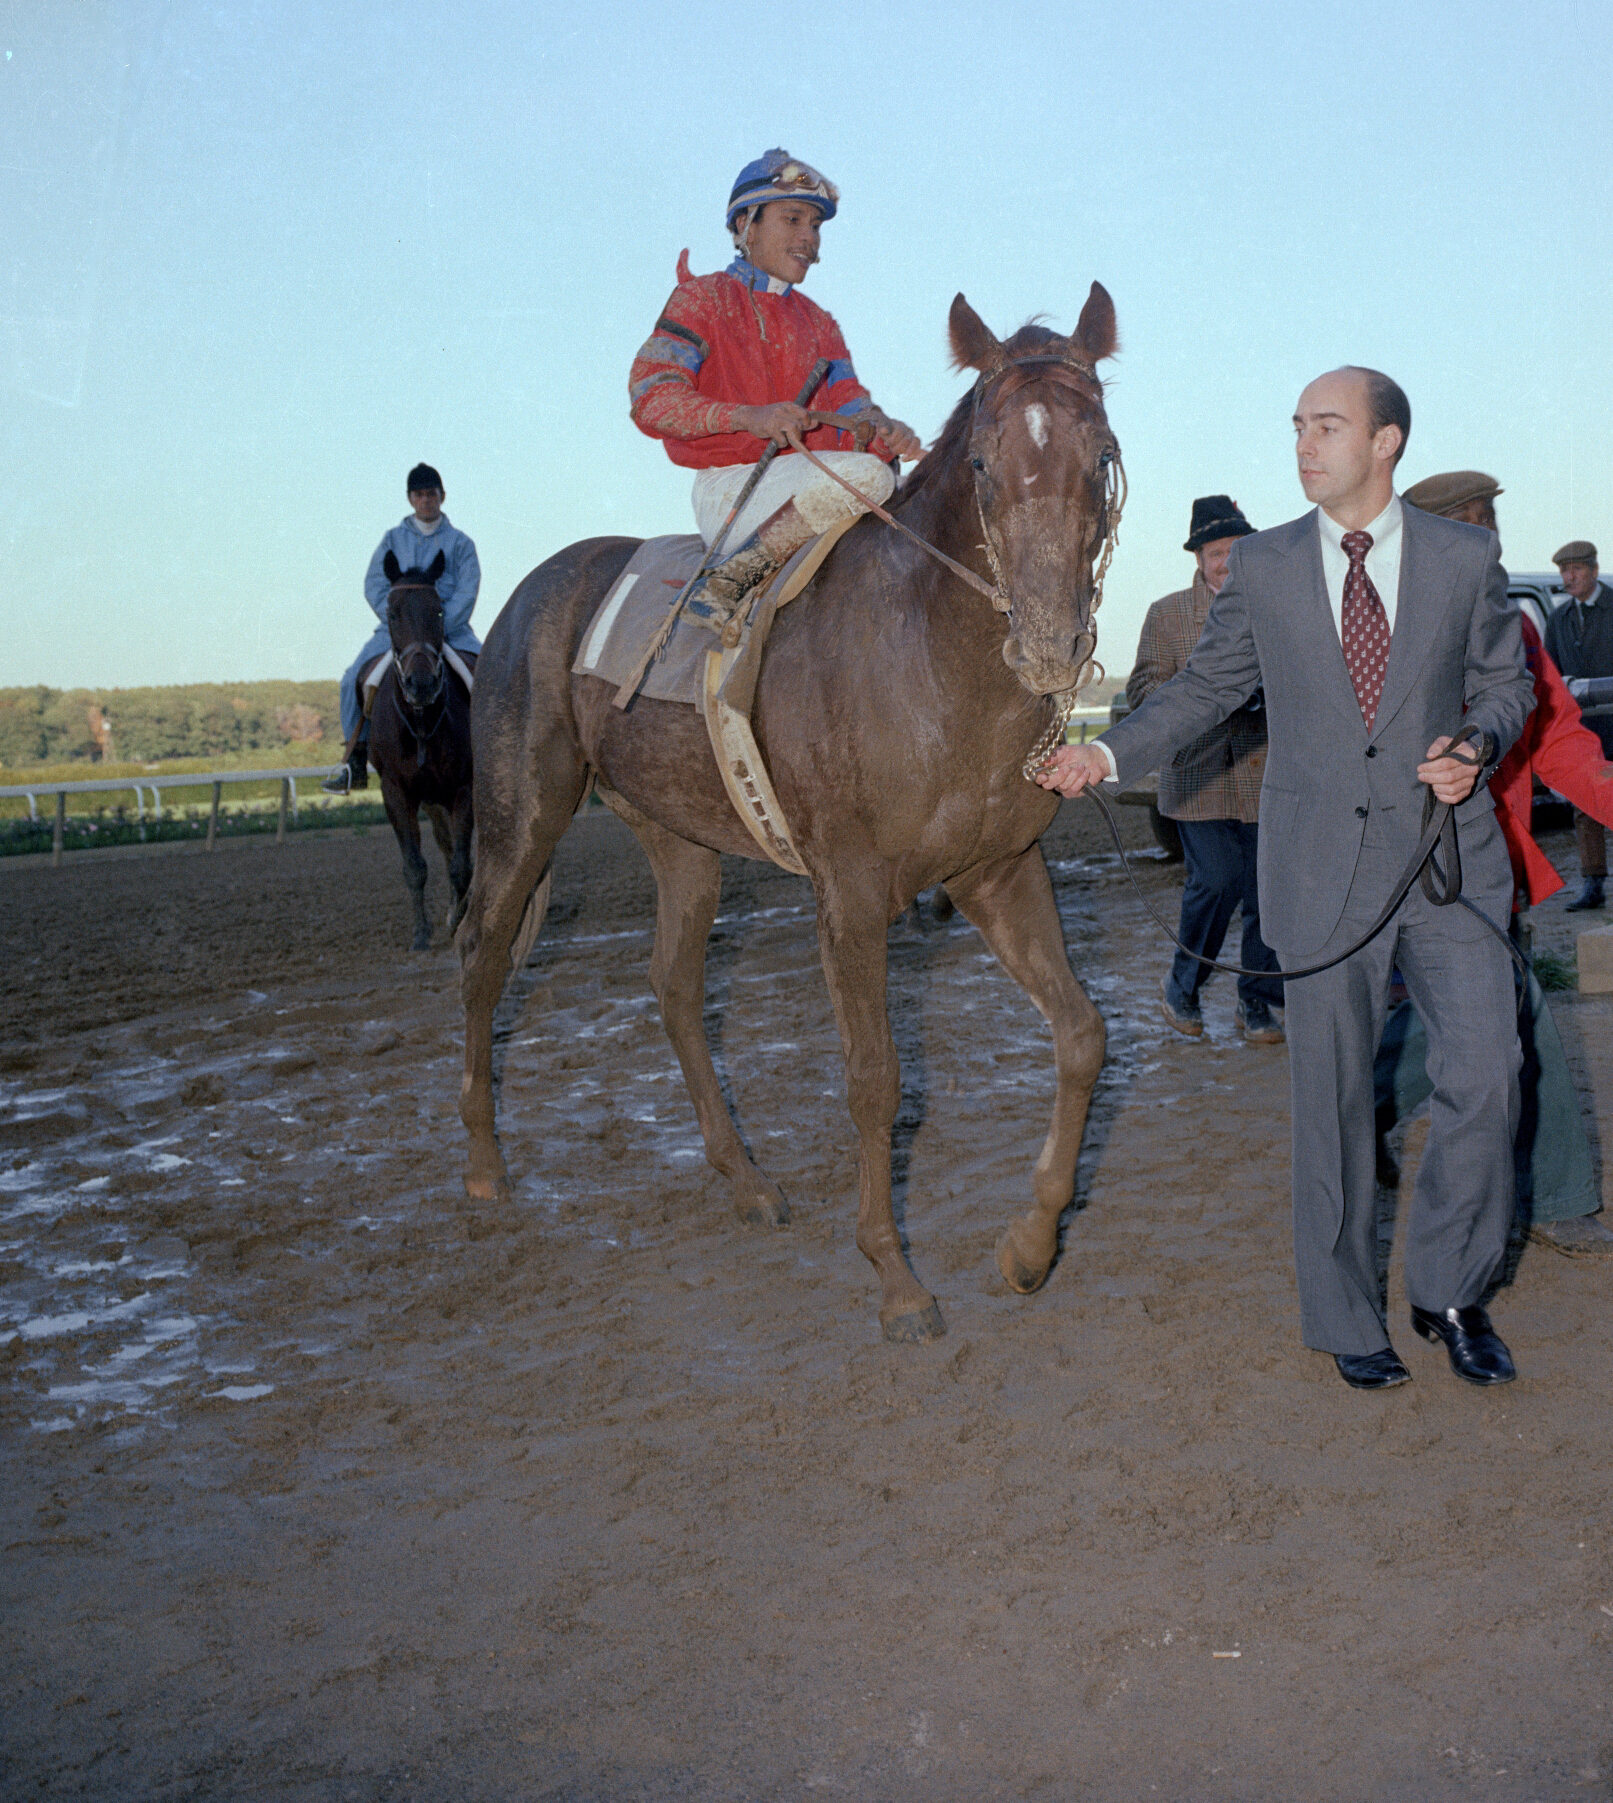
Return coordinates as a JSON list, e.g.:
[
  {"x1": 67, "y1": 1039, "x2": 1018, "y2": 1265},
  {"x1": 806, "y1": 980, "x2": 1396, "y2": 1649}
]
[{"x1": 893, "y1": 321, "x2": 1099, "y2": 512}]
